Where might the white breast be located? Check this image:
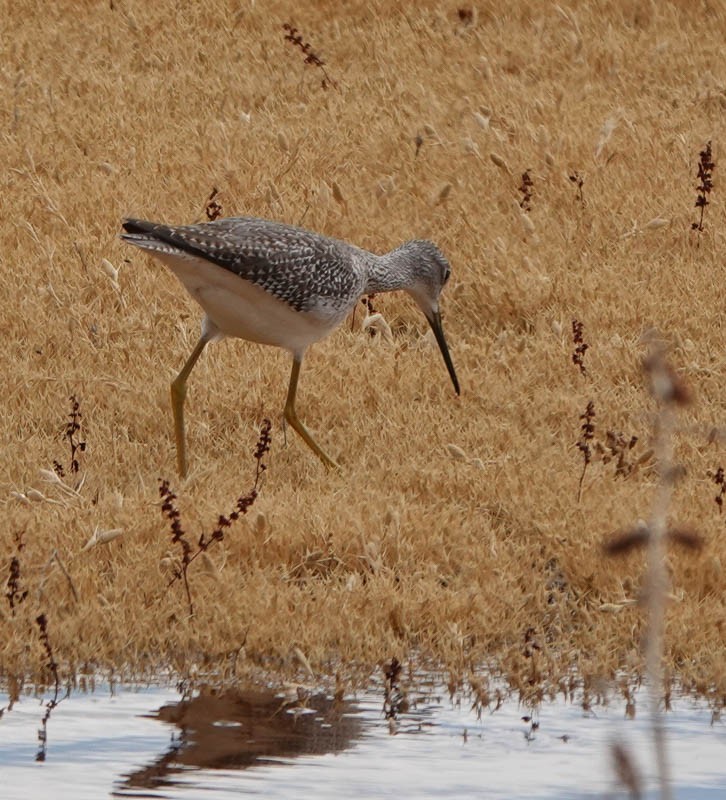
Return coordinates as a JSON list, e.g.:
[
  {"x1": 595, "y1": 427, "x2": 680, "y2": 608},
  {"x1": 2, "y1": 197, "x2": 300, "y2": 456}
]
[{"x1": 153, "y1": 250, "x2": 346, "y2": 355}]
